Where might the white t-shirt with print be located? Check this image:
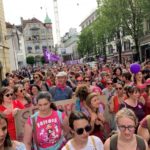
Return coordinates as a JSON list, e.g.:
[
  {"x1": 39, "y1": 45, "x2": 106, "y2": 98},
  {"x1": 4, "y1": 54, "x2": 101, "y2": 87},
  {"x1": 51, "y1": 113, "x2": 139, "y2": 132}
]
[{"x1": 62, "y1": 136, "x2": 104, "y2": 150}]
